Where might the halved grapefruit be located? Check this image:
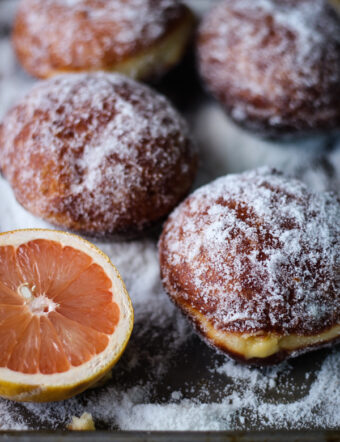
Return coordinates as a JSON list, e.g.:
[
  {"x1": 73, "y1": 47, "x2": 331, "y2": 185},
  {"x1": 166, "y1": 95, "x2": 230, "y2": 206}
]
[{"x1": 0, "y1": 229, "x2": 133, "y2": 402}]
